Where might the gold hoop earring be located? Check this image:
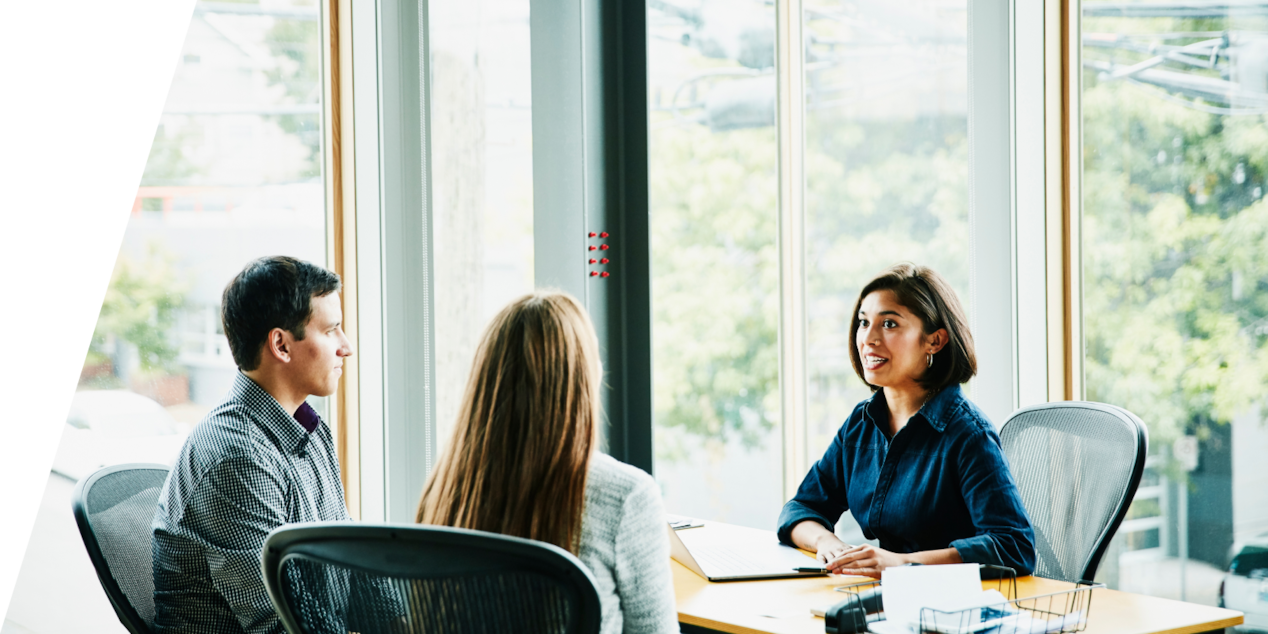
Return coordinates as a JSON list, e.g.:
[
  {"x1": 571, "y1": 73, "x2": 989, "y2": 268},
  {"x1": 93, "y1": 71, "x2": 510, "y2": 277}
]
[{"x1": 927, "y1": 353, "x2": 933, "y2": 368}]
